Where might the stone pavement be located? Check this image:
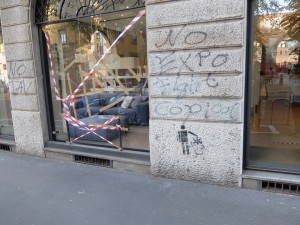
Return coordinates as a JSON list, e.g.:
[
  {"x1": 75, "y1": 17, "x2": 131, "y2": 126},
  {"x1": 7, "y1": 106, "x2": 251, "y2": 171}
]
[{"x1": 0, "y1": 150, "x2": 299, "y2": 225}]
